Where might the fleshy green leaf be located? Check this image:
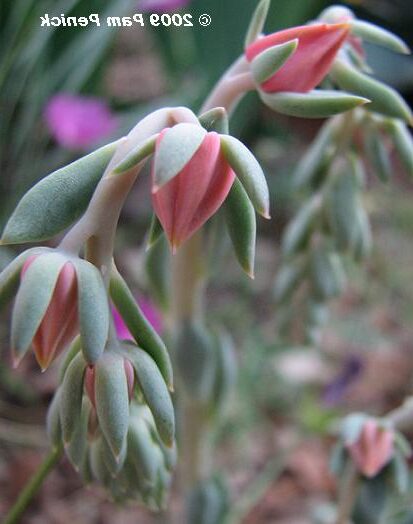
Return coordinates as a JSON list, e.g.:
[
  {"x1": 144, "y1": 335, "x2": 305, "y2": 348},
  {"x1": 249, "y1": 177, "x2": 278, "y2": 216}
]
[
  {"x1": 145, "y1": 235, "x2": 171, "y2": 311},
  {"x1": 198, "y1": 107, "x2": 229, "y2": 134},
  {"x1": 341, "y1": 413, "x2": 367, "y2": 444},
  {"x1": 363, "y1": 124, "x2": 392, "y2": 182},
  {"x1": 75, "y1": 260, "x2": 109, "y2": 364},
  {"x1": 1, "y1": 140, "x2": 120, "y2": 244},
  {"x1": 281, "y1": 195, "x2": 322, "y2": 257},
  {"x1": 112, "y1": 134, "x2": 157, "y2": 174},
  {"x1": 65, "y1": 398, "x2": 91, "y2": 471},
  {"x1": 274, "y1": 259, "x2": 306, "y2": 304},
  {"x1": 350, "y1": 20, "x2": 410, "y2": 55},
  {"x1": 11, "y1": 252, "x2": 67, "y2": 364},
  {"x1": 110, "y1": 266, "x2": 173, "y2": 389},
  {"x1": 152, "y1": 123, "x2": 206, "y2": 190},
  {"x1": 128, "y1": 417, "x2": 160, "y2": 485},
  {"x1": 146, "y1": 214, "x2": 164, "y2": 250},
  {"x1": 260, "y1": 89, "x2": 369, "y2": 118},
  {"x1": 385, "y1": 119, "x2": 413, "y2": 177},
  {"x1": 251, "y1": 39, "x2": 298, "y2": 84},
  {"x1": 245, "y1": 0, "x2": 270, "y2": 48},
  {"x1": 121, "y1": 343, "x2": 174, "y2": 447},
  {"x1": 223, "y1": 178, "x2": 256, "y2": 278},
  {"x1": 220, "y1": 135, "x2": 270, "y2": 218},
  {"x1": 46, "y1": 388, "x2": 62, "y2": 448},
  {"x1": 310, "y1": 247, "x2": 346, "y2": 300},
  {"x1": 60, "y1": 351, "x2": 86, "y2": 444},
  {"x1": 95, "y1": 350, "x2": 130, "y2": 458},
  {"x1": 331, "y1": 60, "x2": 412, "y2": 123}
]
